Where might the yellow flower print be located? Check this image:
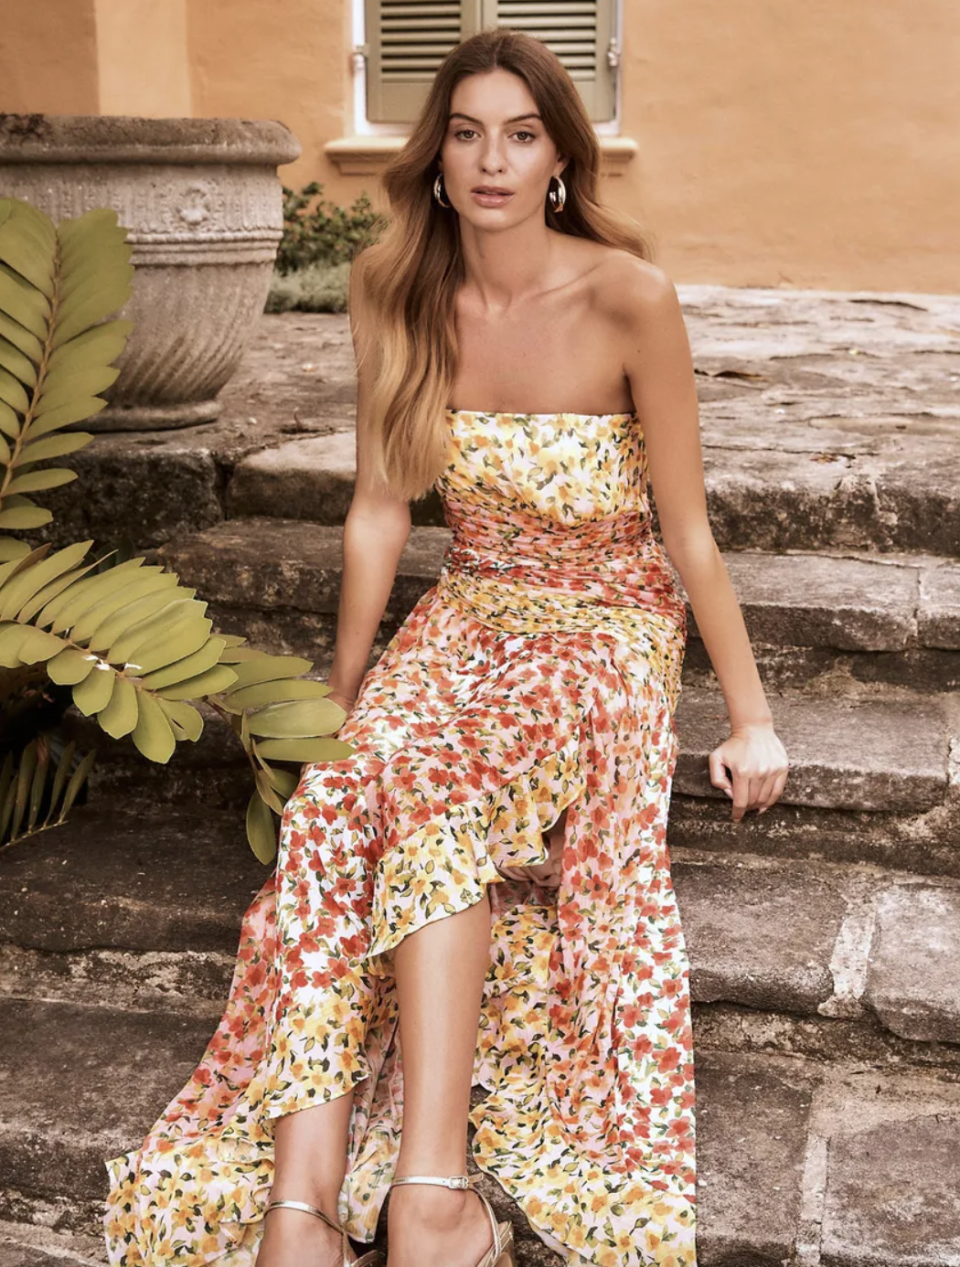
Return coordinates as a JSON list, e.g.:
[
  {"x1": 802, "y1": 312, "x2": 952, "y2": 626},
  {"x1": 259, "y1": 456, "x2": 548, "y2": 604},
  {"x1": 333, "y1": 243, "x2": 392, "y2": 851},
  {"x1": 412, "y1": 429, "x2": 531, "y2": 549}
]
[{"x1": 103, "y1": 408, "x2": 696, "y2": 1267}]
